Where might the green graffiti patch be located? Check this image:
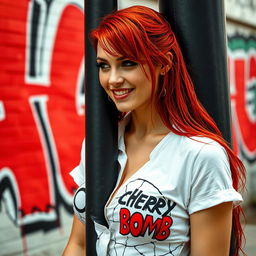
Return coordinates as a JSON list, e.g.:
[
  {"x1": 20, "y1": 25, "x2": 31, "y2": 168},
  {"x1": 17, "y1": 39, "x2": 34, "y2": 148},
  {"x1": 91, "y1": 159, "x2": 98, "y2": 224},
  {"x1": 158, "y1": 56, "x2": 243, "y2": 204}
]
[{"x1": 228, "y1": 36, "x2": 256, "y2": 51}]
